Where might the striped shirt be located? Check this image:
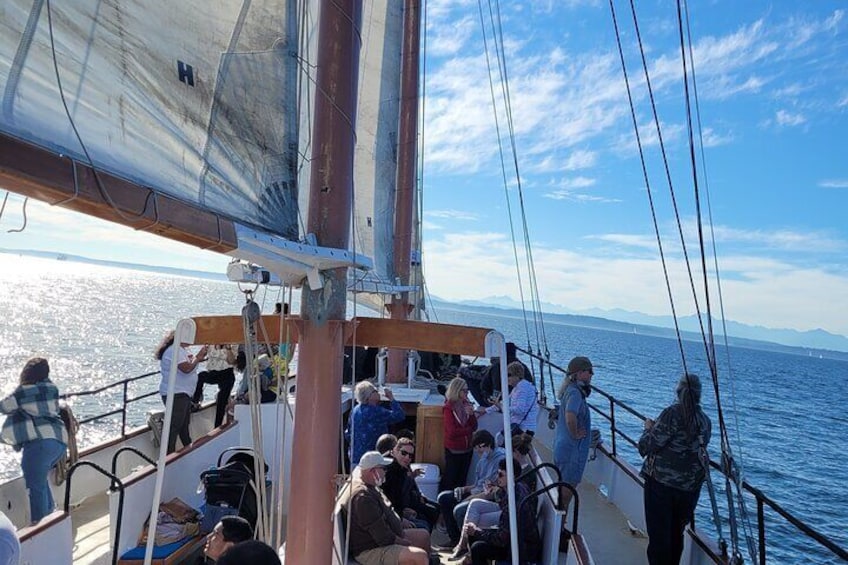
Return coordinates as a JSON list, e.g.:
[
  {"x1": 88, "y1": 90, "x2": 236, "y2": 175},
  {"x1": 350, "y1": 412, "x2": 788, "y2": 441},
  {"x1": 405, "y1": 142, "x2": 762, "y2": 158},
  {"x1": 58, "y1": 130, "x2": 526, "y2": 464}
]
[{"x1": 0, "y1": 381, "x2": 69, "y2": 450}]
